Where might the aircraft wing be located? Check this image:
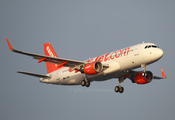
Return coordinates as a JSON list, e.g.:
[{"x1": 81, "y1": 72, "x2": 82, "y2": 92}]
[
  {"x1": 126, "y1": 67, "x2": 166, "y2": 80},
  {"x1": 6, "y1": 39, "x2": 85, "y2": 67},
  {"x1": 153, "y1": 67, "x2": 166, "y2": 79}
]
